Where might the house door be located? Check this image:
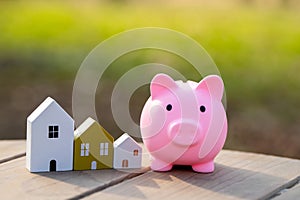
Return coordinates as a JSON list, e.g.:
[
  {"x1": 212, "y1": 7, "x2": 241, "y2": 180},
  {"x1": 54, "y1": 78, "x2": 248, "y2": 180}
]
[
  {"x1": 50, "y1": 160, "x2": 56, "y2": 171},
  {"x1": 91, "y1": 161, "x2": 97, "y2": 170},
  {"x1": 122, "y1": 159, "x2": 128, "y2": 168}
]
